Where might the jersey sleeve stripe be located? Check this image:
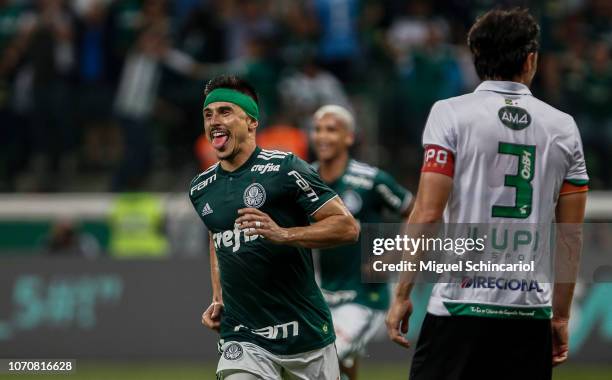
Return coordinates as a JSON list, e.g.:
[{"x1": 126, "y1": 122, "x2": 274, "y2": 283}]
[
  {"x1": 204, "y1": 162, "x2": 219, "y2": 173},
  {"x1": 260, "y1": 149, "x2": 290, "y2": 156},
  {"x1": 349, "y1": 160, "x2": 375, "y2": 170},
  {"x1": 560, "y1": 181, "x2": 589, "y2": 195},
  {"x1": 257, "y1": 154, "x2": 288, "y2": 160},
  {"x1": 309, "y1": 194, "x2": 339, "y2": 216},
  {"x1": 564, "y1": 178, "x2": 589, "y2": 186},
  {"x1": 348, "y1": 163, "x2": 378, "y2": 177},
  {"x1": 349, "y1": 160, "x2": 377, "y2": 172},
  {"x1": 191, "y1": 163, "x2": 219, "y2": 183},
  {"x1": 348, "y1": 167, "x2": 377, "y2": 177}
]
